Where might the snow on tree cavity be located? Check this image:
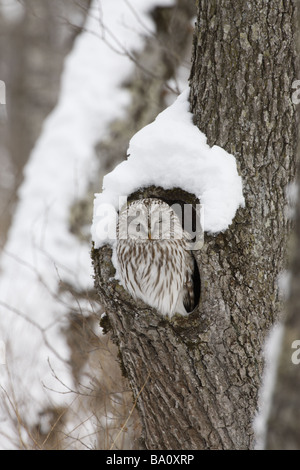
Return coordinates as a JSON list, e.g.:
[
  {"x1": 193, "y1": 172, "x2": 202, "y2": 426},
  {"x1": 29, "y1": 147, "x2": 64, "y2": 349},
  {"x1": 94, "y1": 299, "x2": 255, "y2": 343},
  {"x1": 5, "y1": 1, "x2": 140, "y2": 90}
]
[{"x1": 92, "y1": 88, "x2": 245, "y2": 248}]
